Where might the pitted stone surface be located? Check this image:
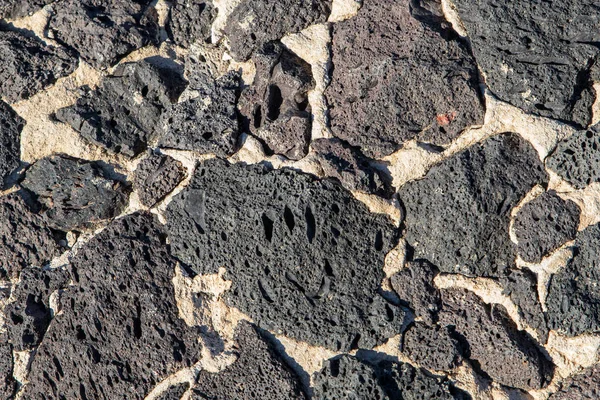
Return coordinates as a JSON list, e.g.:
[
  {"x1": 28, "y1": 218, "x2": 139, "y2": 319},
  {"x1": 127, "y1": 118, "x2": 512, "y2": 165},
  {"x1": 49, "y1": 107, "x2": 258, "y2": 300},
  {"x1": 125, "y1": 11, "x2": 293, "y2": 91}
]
[
  {"x1": 157, "y1": 383, "x2": 190, "y2": 400},
  {"x1": 402, "y1": 322, "x2": 462, "y2": 372},
  {"x1": 390, "y1": 260, "x2": 441, "y2": 324},
  {"x1": 166, "y1": 159, "x2": 405, "y2": 351},
  {"x1": 399, "y1": 133, "x2": 548, "y2": 277},
  {"x1": 326, "y1": 0, "x2": 484, "y2": 159},
  {"x1": 224, "y1": 0, "x2": 331, "y2": 61},
  {"x1": 56, "y1": 58, "x2": 186, "y2": 158},
  {"x1": 0, "y1": 100, "x2": 23, "y2": 187},
  {"x1": 193, "y1": 321, "x2": 307, "y2": 400},
  {"x1": 133, "y1": 151, "x2": 186, "y2": 208},
  {"x1": 48, "y1": 0, "x2": 159, "y2": 69},
  {"x1": 22, "y1": 155, "x2": 130, "y2": 231},
  {"x1": 0, "y1": 29, "x2": 78, "y2": 103},
  {"x1": 0, "y1": 0, "x2": 52, "y2": 19},
  {"x1": 166, "y1": 0, "x2": 216, "y2": 48},
  {"x1": 439, "y1": 288, "x2": 553, "y2": 390},
  {"x1": 453, "y1": 0, "x2": 600, "y2": 125},
  {"x1": 546, "y1": 126, "x2": 600, "y2": 189},
  {"x1": 549, "y1": 364, "x2": 600, "y2": 399},
  {"x1": 22, "y1": 212, "x2": 202, "y2": 400},
  {"x1": 0, "y1": 334, "x2": 15, "y2": 400}
]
